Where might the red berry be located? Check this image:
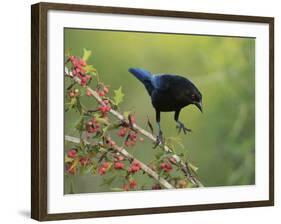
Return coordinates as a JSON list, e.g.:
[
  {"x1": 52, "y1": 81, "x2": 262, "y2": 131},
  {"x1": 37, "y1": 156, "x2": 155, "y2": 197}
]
[
  {"x1": 72, "y1": 69, "x2": 77, "y2": 75},
  {"x1": 86, "y1": 118, "x2": 100, "y2": 133},
  {"x1": 102, "y1": 162, "x2": 110, "y2": 169},
  {"x1": 69, "y1": 91, "x2": 75, "y2": 97},
  {"x1": 98, "y1": 167, "x2": 107, "y2": 175},
  {"x1": 129, "y1": 133, "x2": 137, "y2": 141},
  {"x1": 118, "y1": 130, "x2": 125, "y2": 137},
  {"x1": 166, "y1": 163, "x2": 172, "y2": 169},
  {"x1": 76, "y1": 67, "x2": 81, "y2": 74},
  {"x1": 69, "y1": 55, "x2": 75, "y2": 61},
  {"x1": 79, "y1": 157, "x2": 89, "y2": 166},
  {"x1": 79, "y1": 59, "x2": 86, "y2": 66},
  {"x1": 87, "y1": 127, "x2": 94, "y2": 133},
  {"x1": 71, "y1": 57, "x2": 80, "y2": 68},
  {"x1": 106, "y1": 139, "x2": 116, "y2": 147},
  {"x1": 67, "y1": 149, "x2": 77, "y2": 158},
  {"x1": 129, "y1": 180, "x2": 137, "y2": 189},
  {"x1": 99, "y1": 91, "x2": 105, "y2": 97},
  {"x1": 80, "y1": 76, "x2": 88, "y2": 86},
  {"x1": 114, "y1": 162, "x2": 124, "y2": 169},
  {"x1": 118, "y1": 128, "x2": 127, "y2": 137},
  {"x1": 128, "y1": 160, "x2": 141, "y2": 173},
  {"x1": 103, "y1": 86, "x2": 109, "y2": 94},
  {"x1": 132, "y1": 160, "x2": 140, "y2": 167},
  {"x1": 117, "y1": 156, "x2": 124, "y2": 161},
  {"x1": 160, "y1": 162, "x2": 173, "y2": 172},
  {"x1": 132, "y1": 165, "x2": 139, "y2": 172},
  {"x1": 98, "y1": 105, "x2": 111, "y2": 114},
  {"x1": 86, "y1": 89, "x2": 92, "y2": 96}
]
